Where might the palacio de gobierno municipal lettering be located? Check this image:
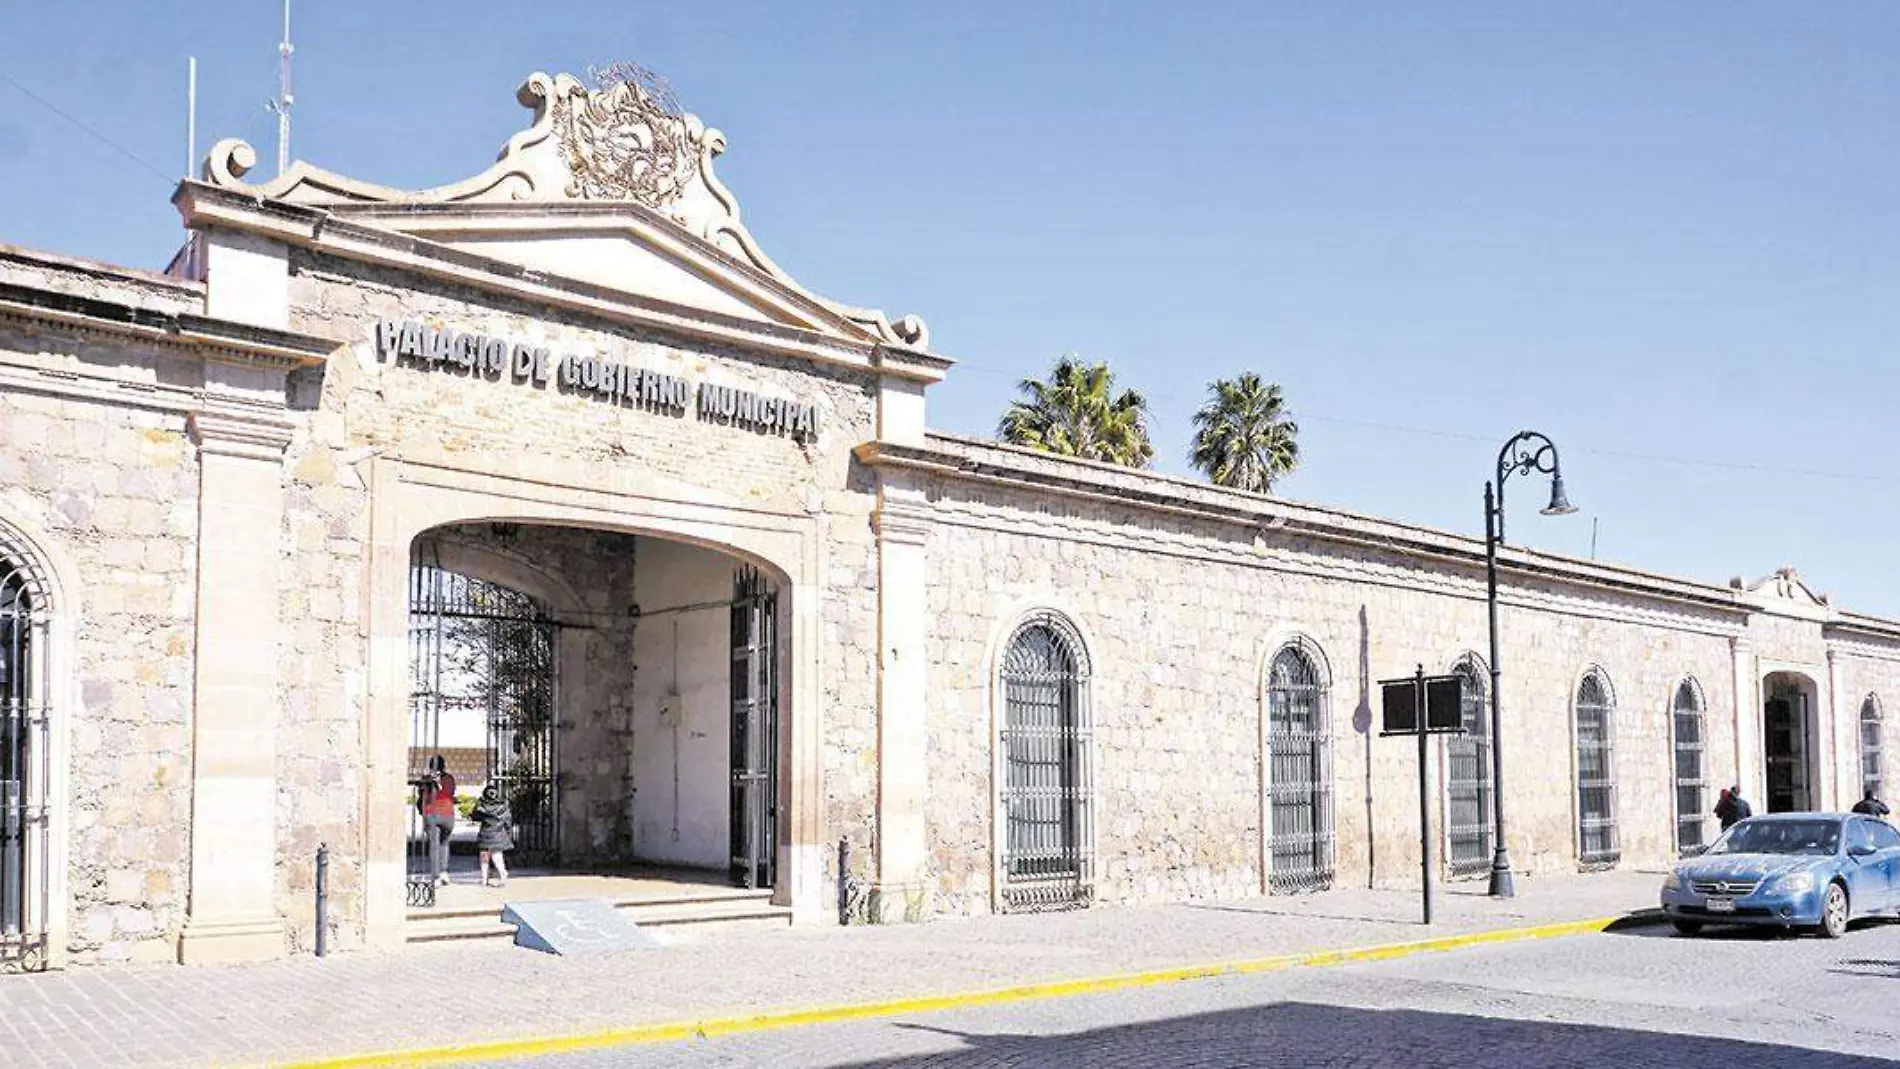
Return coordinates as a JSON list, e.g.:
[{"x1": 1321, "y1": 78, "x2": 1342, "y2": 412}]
[{"x1": 0, "y1": 67, "x2": 1893, "y2": 969}]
